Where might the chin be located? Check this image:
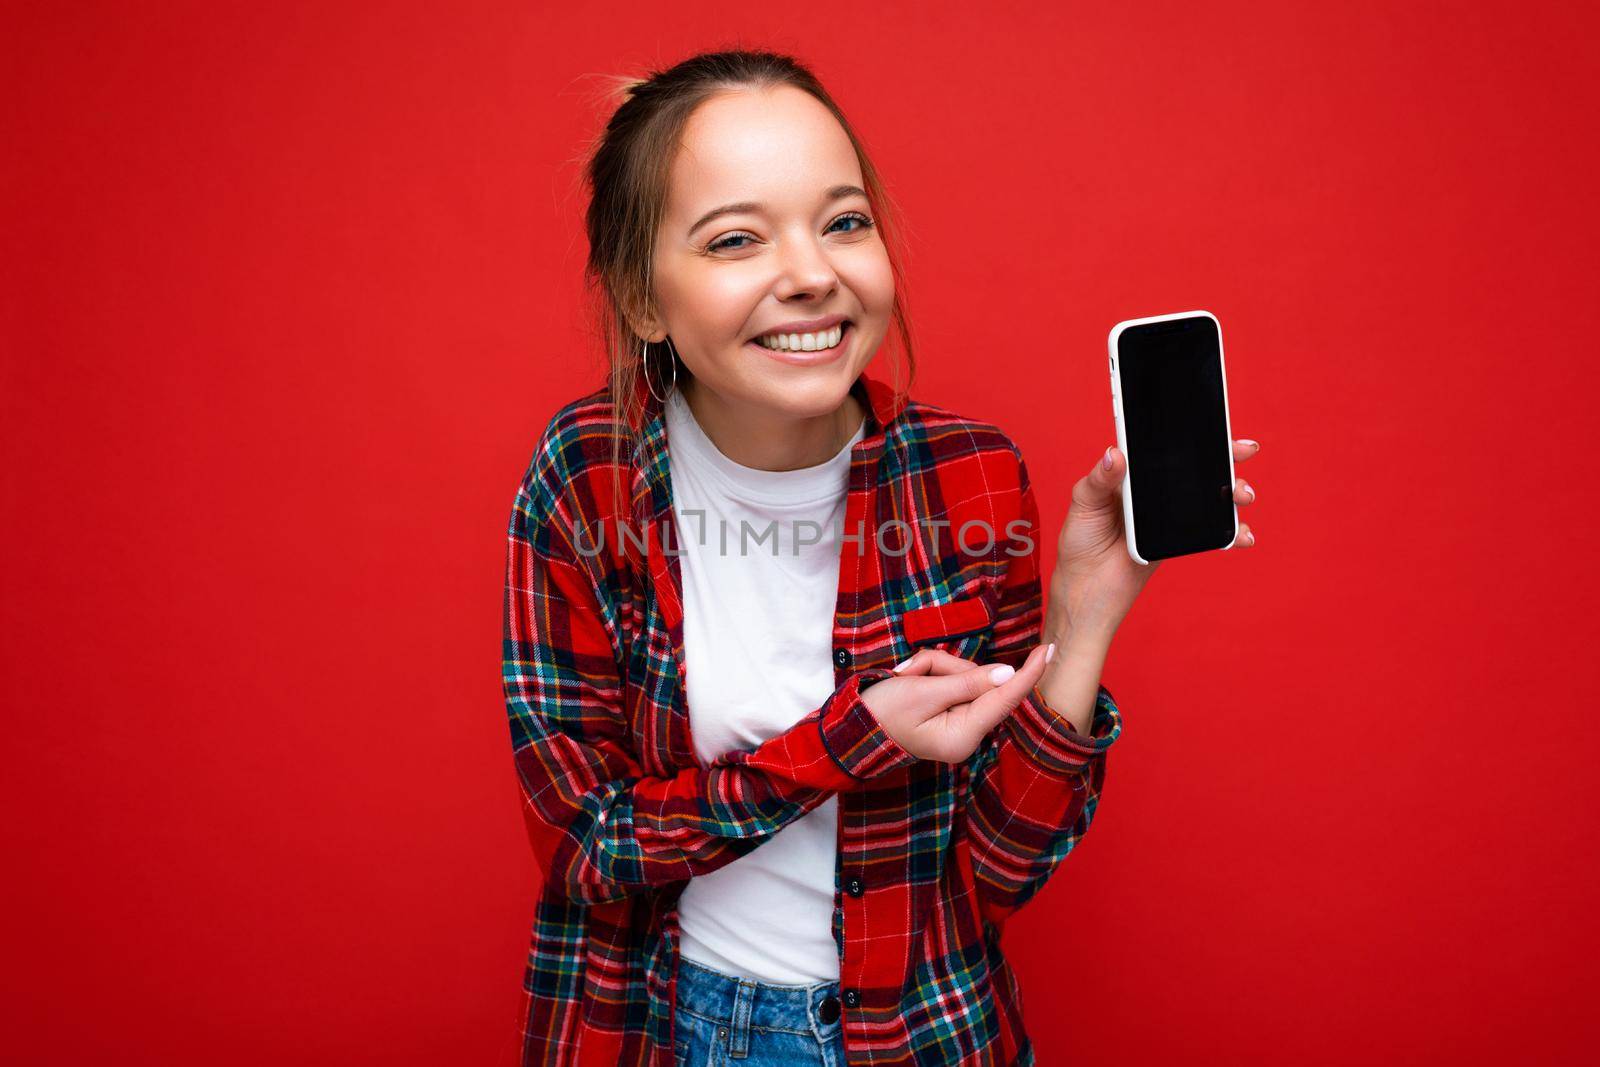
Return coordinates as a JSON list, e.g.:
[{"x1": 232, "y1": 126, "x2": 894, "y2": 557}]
[{"x1": 755, "y1": 366, "x2": 860, "y2": 416}]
